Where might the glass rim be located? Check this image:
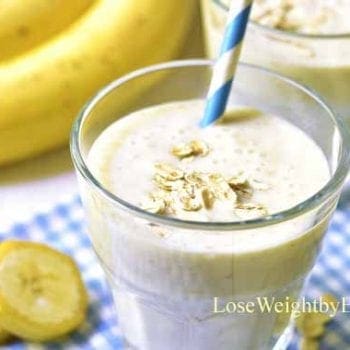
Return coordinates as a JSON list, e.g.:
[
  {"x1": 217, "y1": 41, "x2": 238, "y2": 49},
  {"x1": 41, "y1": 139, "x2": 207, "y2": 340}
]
[
  {"x1": 70, "y1": 59, "x2": 350, "y2": 231},
  {"x1": 213, "y1": 0, "x2": 350, "y2": 40}
]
